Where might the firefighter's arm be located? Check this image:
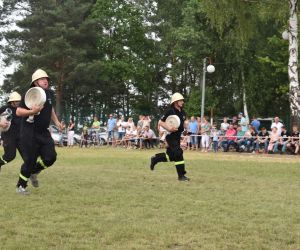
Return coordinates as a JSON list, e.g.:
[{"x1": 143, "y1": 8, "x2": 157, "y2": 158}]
[
  {"x1": 51, "y1": 108, "x2": 64, "y2": 131},
  {"x1": 16, "y1": 105, "x2": 43, "y2": 117},
  {"x1": 158, "y1": 120, "x2": 178, "y2": 132}
]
